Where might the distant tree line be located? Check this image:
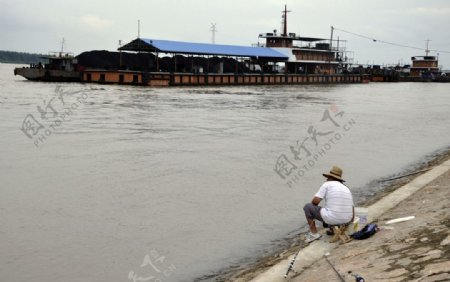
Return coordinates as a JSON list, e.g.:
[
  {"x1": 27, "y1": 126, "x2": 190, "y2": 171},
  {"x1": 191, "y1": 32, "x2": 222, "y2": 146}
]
[{"x1": 0, "y1": 50, "x2": 45, "y2": 64}]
